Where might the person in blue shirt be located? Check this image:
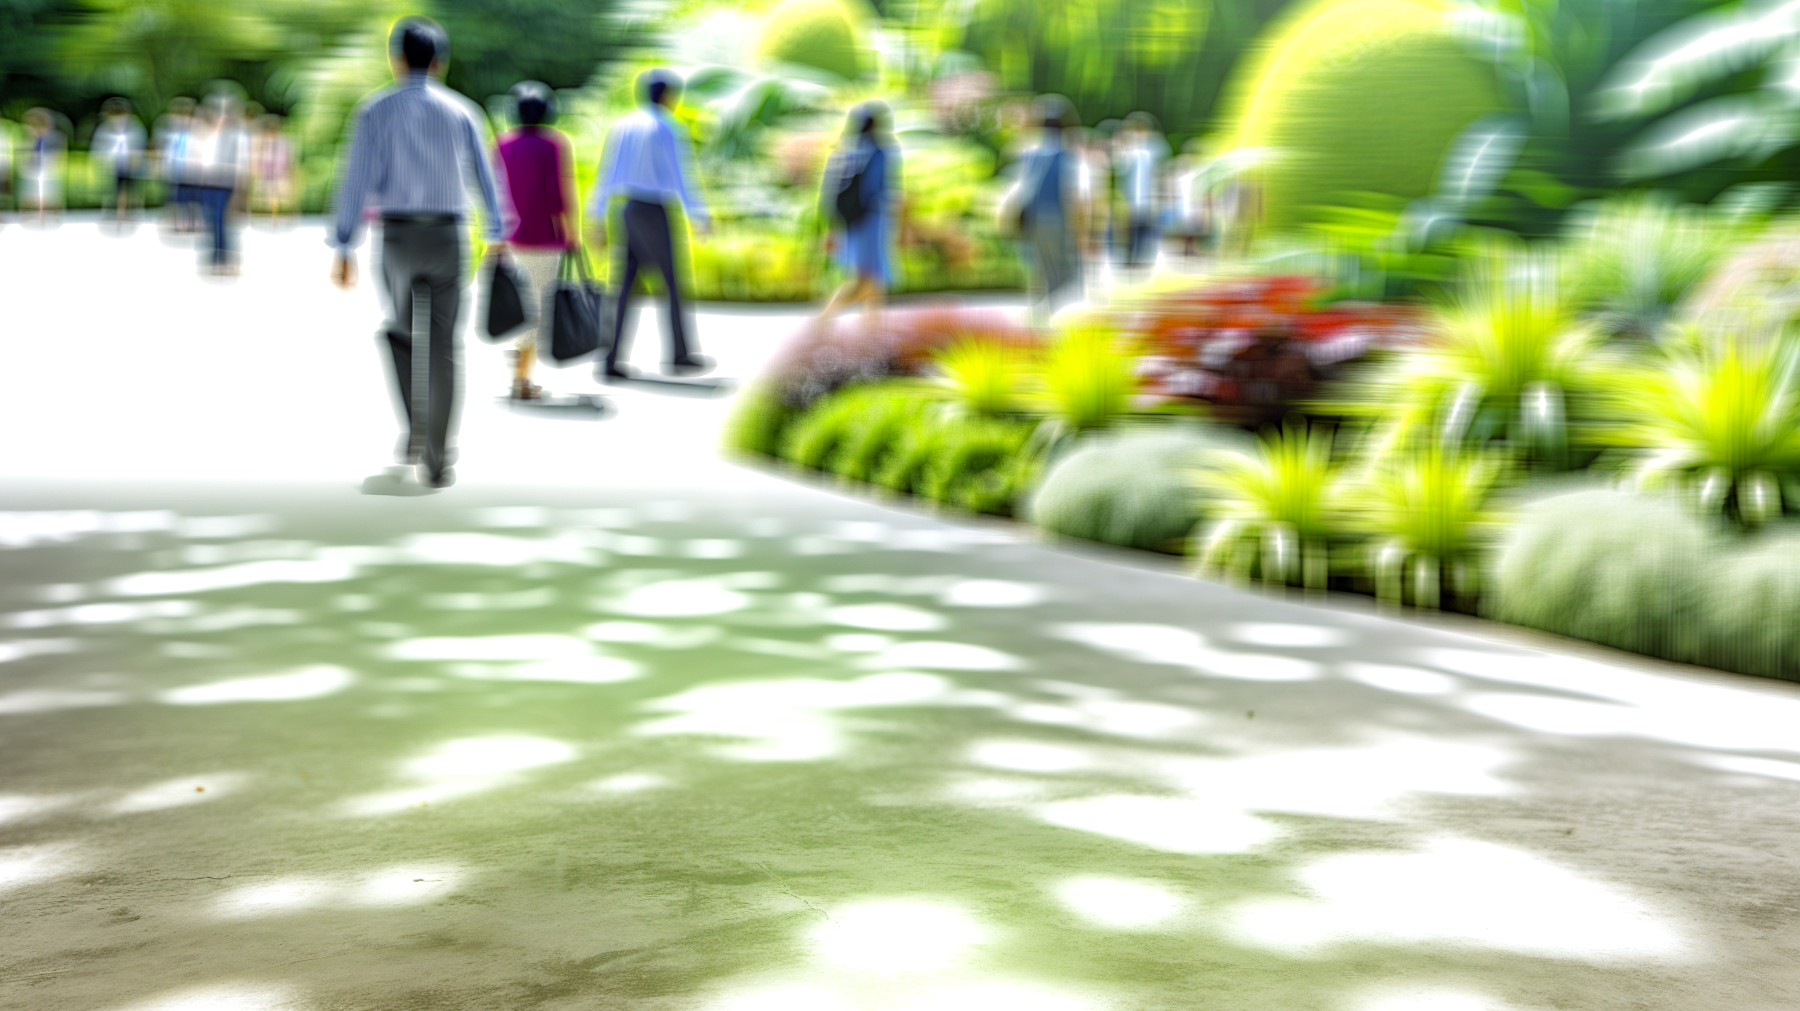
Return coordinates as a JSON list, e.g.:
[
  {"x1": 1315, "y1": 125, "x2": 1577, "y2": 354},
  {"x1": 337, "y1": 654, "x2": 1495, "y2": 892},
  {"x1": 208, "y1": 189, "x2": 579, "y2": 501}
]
[
  {"x1": 328, "y1": 17, "x2": 505, "y2": 490},
  {"x1": 589, "y1": 69, "x2": 712, "y2": 381},
  {"x1": 817, "y1": 102, "x2": 898, "y2": 334},
  {"x1": 1015, "y1": 96, "x2": 1087, "y2": 322}
]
